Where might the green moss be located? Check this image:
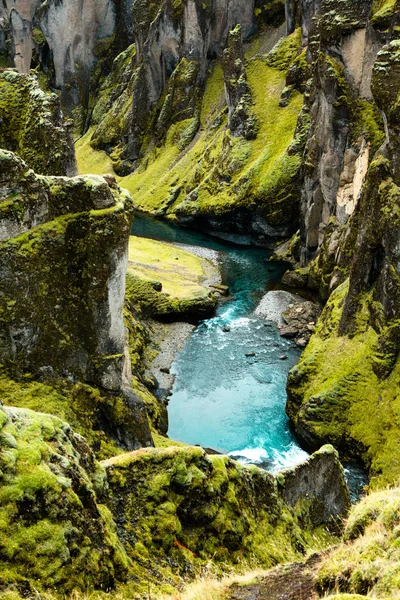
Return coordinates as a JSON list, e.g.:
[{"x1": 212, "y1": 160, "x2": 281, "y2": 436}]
[
  {"x1": 128, "y1": 235, "x2": 216, "y2": 300},
  {"x1": 152, "y1": 432, "x2": 188, "y2": 448},
  {"x1": 0, "y1": 375, "x2": 124, "y2": 460},
  {"x1": 317, "y1": 489, "x2": 400, "y2": 598},
  {"x1": 287, "y1": 281, "x2": 400, "y2": 487},
  {"x1": 352, "y1": 100, "x2": 386, "y2": 155},
  {"x1": 0, "y1": 72, "x2": 75, "y2": 176},
  {"x1": 102, "y1": 446, "x2": 338, "y2": 591},
  {"x1": 266, "y1": 29, "x2": 302, "y2": 71},
  {"x1": 371, "y1": 0, "x2": 399, "y2": 27},
  {"x1": 0, "y1": 406, "x2": 129, "y2": 595},
  {"x1": 76, "y1": 127, "x2": 118, "y2": 176}
]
